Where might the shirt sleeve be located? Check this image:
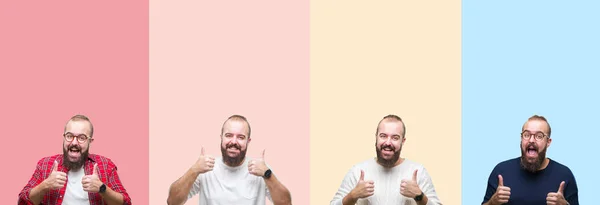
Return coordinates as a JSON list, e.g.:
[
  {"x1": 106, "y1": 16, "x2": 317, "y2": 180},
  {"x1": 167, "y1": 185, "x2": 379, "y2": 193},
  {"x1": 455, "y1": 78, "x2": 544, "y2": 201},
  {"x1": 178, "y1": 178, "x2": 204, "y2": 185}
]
[
  {"x1": 564, "y1": 169, "x2": 579, "y2": 205},
  {"x1": 417, "y1": 167, "x2": 442, "y2": 205},
  {"x1": 187, "y1": 174, "x2": 202, "y2": 199},
  {"x1": 18, "y1": 158, "x2": 48, "y2": 205},
  {"x1": 330, "y1": 167, "x2": 359, "y2": 205},
  {"x1": 482, "y1": 167, "x2": 498, "y2": 205},
  {"x1": 104, "y1": 164, "x2": 132, "y2": 205}
]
